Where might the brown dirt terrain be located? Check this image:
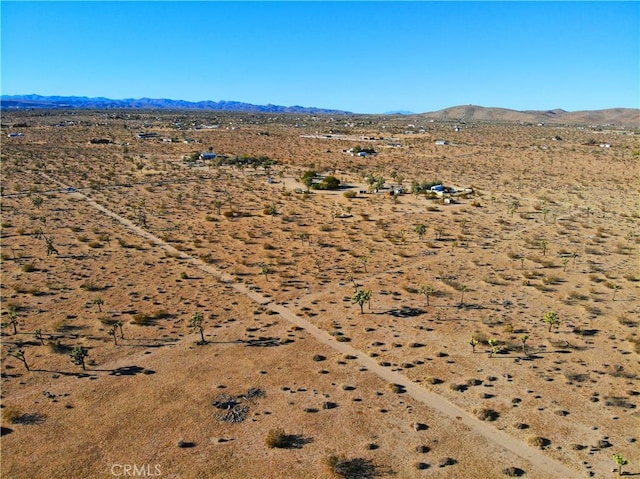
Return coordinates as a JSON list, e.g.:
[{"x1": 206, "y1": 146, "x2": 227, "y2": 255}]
[{"x1": 1, "y1": 110, "x2": 639, "y2": 478}]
